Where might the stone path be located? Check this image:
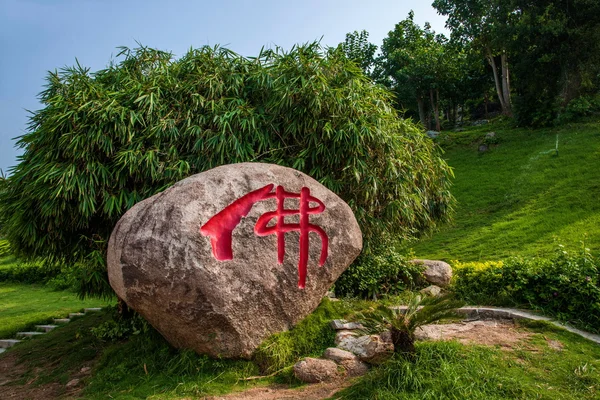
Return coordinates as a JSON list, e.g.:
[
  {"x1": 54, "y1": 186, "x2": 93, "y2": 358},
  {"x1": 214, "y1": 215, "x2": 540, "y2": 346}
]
[
  {"x1": 393, "y1": 305, "x2": 600, "y2": 345},
  {"x1": 0, "y1": 308, "x2": 102, "y2": 354}
]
